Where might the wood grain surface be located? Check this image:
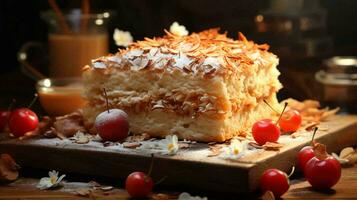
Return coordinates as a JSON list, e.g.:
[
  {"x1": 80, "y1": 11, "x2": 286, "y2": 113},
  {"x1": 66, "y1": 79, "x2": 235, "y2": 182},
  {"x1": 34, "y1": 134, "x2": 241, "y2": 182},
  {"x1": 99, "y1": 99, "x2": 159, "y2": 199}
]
[
  {"x1": 1, "y1": 166, "x2": 357, "y2": 199},
  {"x1": 0, "y1": 115, "x2": 356, "y2": 194}
]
